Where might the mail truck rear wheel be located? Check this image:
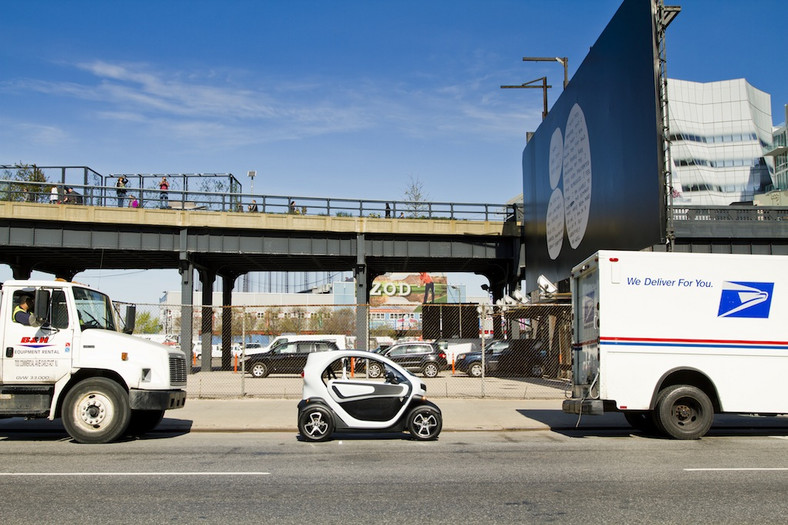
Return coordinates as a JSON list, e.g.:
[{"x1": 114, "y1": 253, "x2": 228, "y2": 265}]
[
  {"x1": 654, "y1": 385, "x2": 713, "y2": 440},
  {"x1": 62, "y1": 378, "x2": 131, "y2": 444}
]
